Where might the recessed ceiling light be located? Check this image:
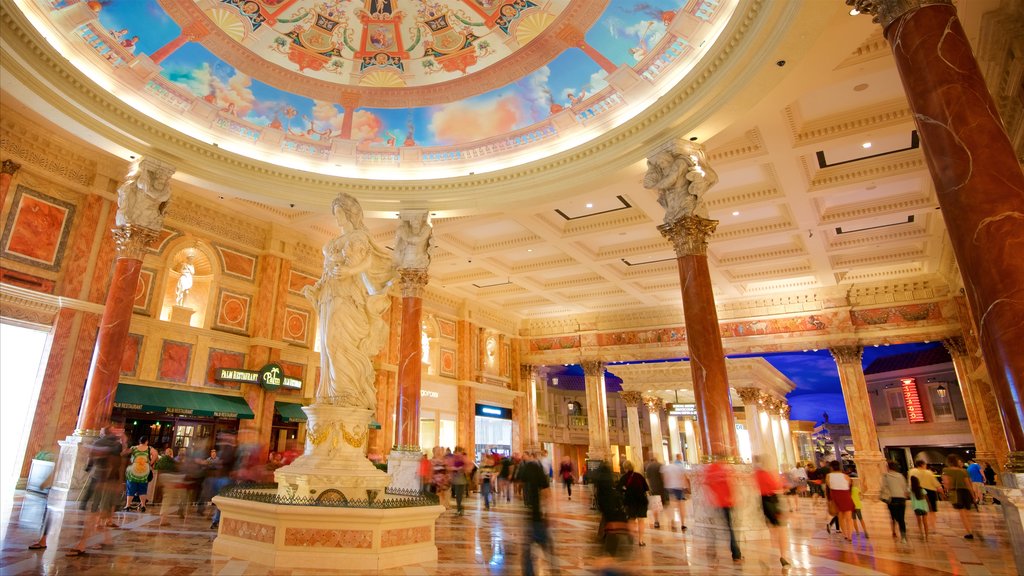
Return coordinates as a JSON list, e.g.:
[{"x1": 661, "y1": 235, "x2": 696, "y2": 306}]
[
  {"x1": 862, "y1": 142, "x2": 872, "y2": 149},
  {"x1": 586, "y1": 203, "x2": 593, "y2": 208},
  {"x1": 732, "y1": 211, "x2": 740, "y2": 216},
  {"x1": 527, "y1": 249, "x2": 533, "y2": 252},
  {"x1": 849, "y1": 8, "x2": 860, "y2": 16}
]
